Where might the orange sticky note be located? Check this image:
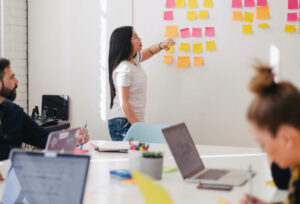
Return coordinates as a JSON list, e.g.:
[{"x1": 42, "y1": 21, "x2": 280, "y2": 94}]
[
  {"x1": 218, "y1": 197, "x2": 232, "y2": 204},
  {"x1": 165, "y1": 25, "x2": 178, "y2": 37},
  {"x1": 244, "y1": 12, "x2": 254, "y2": 22},
  {"x1": 299, "y1": 25, "x2": 300, "y2": 34},
  {"x1": 242, "y1": 24, "x2": 253, "y2": 34},
  {"x1": 177, "y1": 56, "x2": 190, "y2": 68},
  {"x1": 285, "y1": 25, "x2": 295, "y2": 33},
  {"x1": 256, "y1": 6, "x2": 270, "y2": 20},
  {"x1": 203, "y1": 0, "x2": 213, "y2": 8},
  {"x1": 175, "y1": 0, "x2": 185, "y2": 7},
  {"x1": 163, "y1": 55, "x2": 174, "y2": 64},
  {"x1": 232, "y1": 11, "x2": 243, "y2": 21},
  {"x1": 193, "y1": 43, "x2": 202, "y2": 53},
  {"x1": 206, "y1": 41, "x2": 216, "y2": 51},
  {"x1": 194, "y1": 57, "x2": 204, "y2": 66},
  {"x1": 199, "y1": 10, "x2": 209, "y2": 19}
]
